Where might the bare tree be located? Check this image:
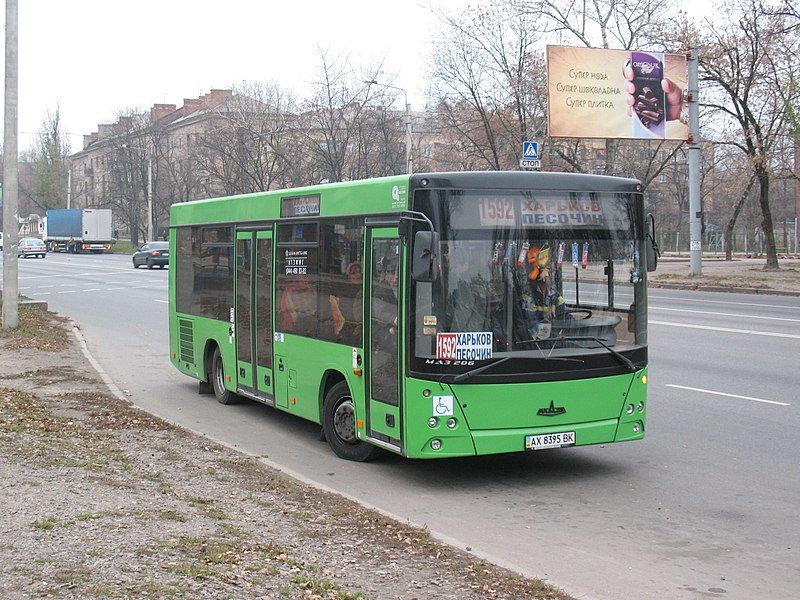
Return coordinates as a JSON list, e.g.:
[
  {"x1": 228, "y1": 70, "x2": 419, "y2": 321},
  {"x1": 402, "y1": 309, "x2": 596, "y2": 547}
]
[
  {"x1": 346, "y1": 103, "x2": 405, "y2": 180},
  {"x1": 532, "y1": 0, "x2": 670, "y2": 51},
  {"x1": 22, "y1": 107, "x2": 71, "y2": 212},
  {"x1": 299, "y1": 49, "x2": 367, "y2": 183},
  {"x1": 430, "y1": 2, "x2": 545, "y2": 170},
  {"x1": 691, "y1": 0, "x2": 800, "y2": 268},
  {"x1": 102, "y1": 111, "x2": 155, "y2": 246},
  {"x1": 294, "y1": 49, "x2": 406, "y2": 184},
  {"x1": 195, "y1": 82, "x2": 298, "y2": 195}
]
